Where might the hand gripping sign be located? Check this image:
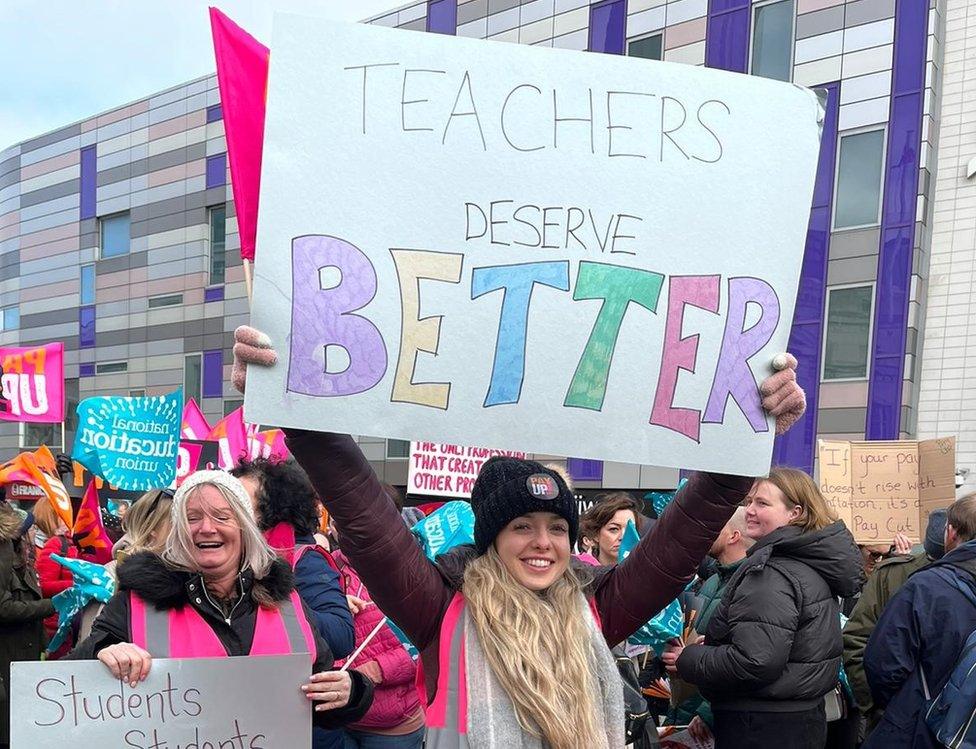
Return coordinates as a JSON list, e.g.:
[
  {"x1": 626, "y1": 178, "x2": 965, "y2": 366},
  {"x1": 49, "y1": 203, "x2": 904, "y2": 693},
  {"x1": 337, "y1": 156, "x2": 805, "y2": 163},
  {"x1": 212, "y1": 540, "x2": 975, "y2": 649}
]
[{"x1": 244, "y1": 17, "x2": 823, "y2": 476}]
